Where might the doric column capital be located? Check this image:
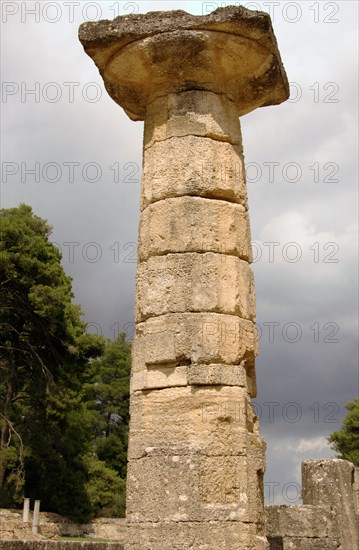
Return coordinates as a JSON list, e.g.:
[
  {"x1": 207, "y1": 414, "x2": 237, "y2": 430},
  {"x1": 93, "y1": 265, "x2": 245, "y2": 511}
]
[{"x1": 79, "y1": 6, "x2": 289, "y2": 120}]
